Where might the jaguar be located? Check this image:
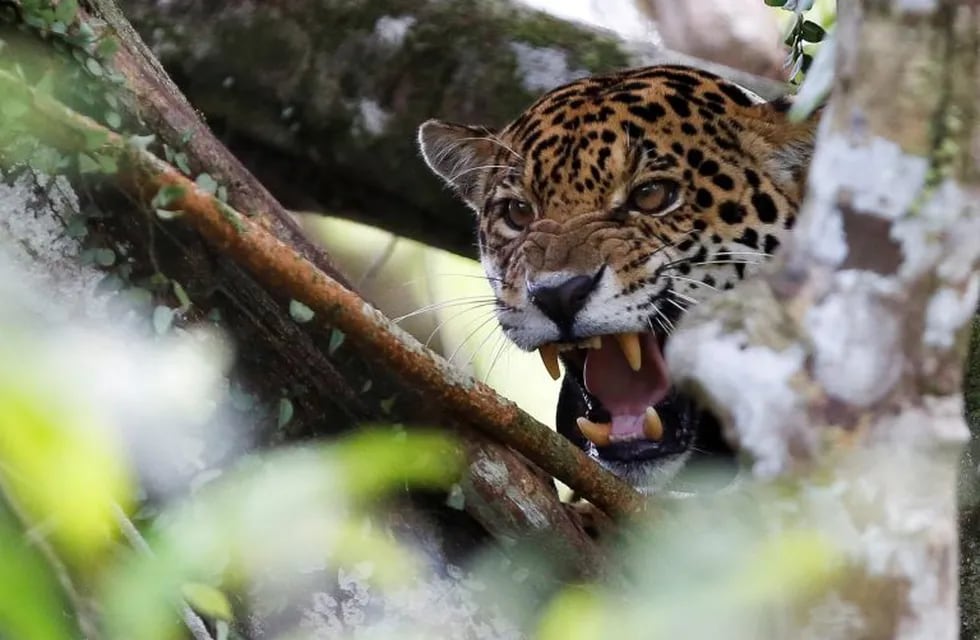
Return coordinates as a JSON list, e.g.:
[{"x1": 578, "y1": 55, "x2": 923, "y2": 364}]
[{"x1": 418, "y1": 65, "x2": 820, "y2": 491}]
